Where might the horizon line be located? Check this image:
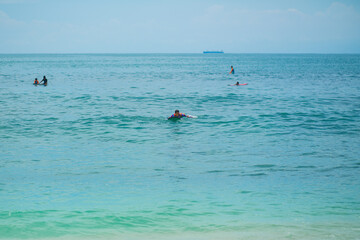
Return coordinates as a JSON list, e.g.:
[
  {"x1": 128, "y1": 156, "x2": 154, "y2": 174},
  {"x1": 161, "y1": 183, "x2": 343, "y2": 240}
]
[{"x1": 0, "y1": 52, "x2": 360, "y2": 55}]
